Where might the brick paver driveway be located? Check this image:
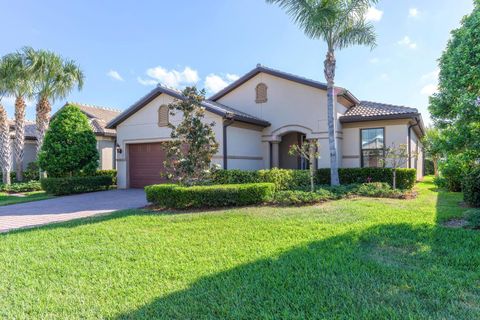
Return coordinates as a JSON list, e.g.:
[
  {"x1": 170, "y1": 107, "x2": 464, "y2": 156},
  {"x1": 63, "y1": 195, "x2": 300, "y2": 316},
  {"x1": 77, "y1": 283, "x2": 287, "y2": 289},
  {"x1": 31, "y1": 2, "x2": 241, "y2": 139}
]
[{"x1": 0, "y1": 189, "x2": 147, "y2": 233}]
